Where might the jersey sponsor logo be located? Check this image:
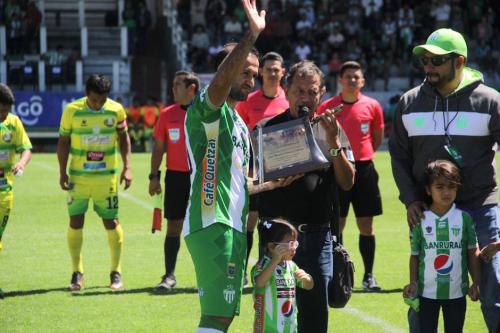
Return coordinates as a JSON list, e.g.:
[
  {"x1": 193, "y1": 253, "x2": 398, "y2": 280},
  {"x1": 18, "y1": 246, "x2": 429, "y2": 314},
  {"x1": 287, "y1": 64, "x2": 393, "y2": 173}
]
[
  {"x1": 360, "y1": 122, "x2": 369, "y2": 134},
  {"x1": 168, "y1": 128, "x2": 180, "y2": 143},
  {"x1": 202, "y1": 138, "x2": 217, "y2": 207},
  {"x1": 275, "y1": 278, "x2": 295, "y2": 286},
  {"x1": 434, "y1": 254, "x2": 454, "y2": 275},
  {"x1": 424, "y1": 240, "x2": 461, "y2": 250},
  {"x1": 281, "y1": 300, "x2": 294, "y2": 317},
  {"x1": 83, "y1": 162, "x2": 107, "y2": 170},
  {"x1": 86, "y1": 151, "x2": 104, "y2": 161},
  {"x1": 104, "y1": 117, "x2": 115, "y2": 127},
  {"x1": 82, "y1": 135, "x2": 112, "y2": 145},
  {"x1": 223, "y1": 284, "x2": 235, "y2": 304},
  {"x1": 0, "y1": 150, "x2": 9, "y2": 161},
  {"x1": 254, "y1": 294, "x2": 264, "y2": 333},
  {"x1": 2, "y1": 132, "x2": 12, "y2": 143}
]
